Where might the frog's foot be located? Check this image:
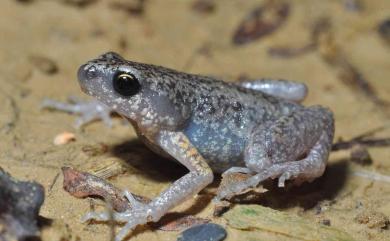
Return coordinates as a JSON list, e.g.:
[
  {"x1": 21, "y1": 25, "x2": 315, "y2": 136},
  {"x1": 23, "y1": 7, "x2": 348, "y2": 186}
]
[
  {"x1": 214, "y1": 168, "x2": 270, "y2": 202},
  {"x1": 214, "y1": 167, "x2": 255, "y2": 201},
  {"x1": 214, "y1": 162, "x2": 314, "y2": 201},
  {"x1": 41, "y1": 98, "x2": 112, "y2": 128},
  {"x1": 82, "y1": 190, "x2": 160, "y2": 241}
]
